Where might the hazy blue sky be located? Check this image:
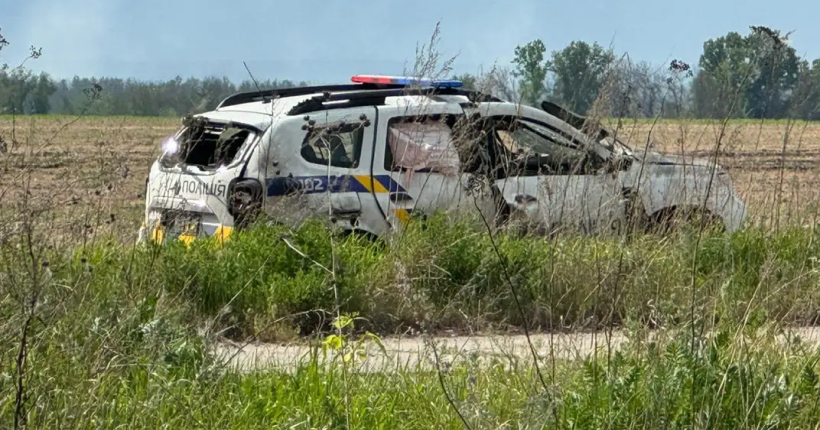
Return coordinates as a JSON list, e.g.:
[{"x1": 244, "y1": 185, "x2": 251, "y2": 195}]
[{"x1": 2, "y1": 0, "x2": 818, "y2": 84}]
